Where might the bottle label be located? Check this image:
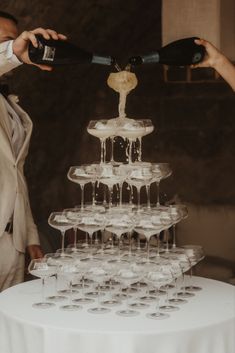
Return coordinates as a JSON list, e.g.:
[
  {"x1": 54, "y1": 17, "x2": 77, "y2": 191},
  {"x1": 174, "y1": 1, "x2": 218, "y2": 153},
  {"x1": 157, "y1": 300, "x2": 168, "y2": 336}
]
[{"x1": 42, "y1": 46, "x2": 56, "y2": 62}]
